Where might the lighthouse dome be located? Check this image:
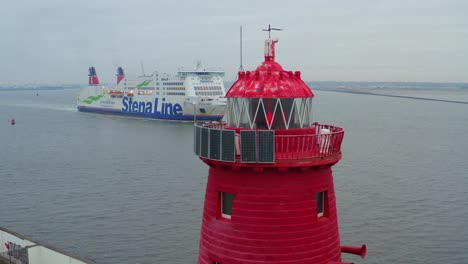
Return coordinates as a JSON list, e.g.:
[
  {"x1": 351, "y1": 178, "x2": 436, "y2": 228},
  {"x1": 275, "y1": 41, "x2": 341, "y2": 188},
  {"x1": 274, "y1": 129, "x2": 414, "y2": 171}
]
[
  {"x1": 225, "y1": 39, "x2": 315, "y2": 129},
  {"x1": 227, "y1": 39, "x2": 314, "y2": 98}
]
